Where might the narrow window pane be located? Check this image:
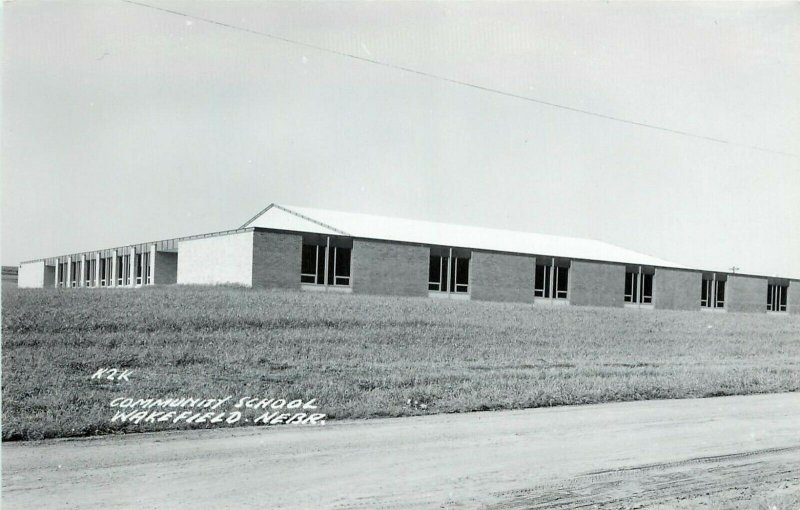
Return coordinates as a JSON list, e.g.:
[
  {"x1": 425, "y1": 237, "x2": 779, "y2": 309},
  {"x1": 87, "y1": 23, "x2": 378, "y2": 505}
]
[
  {"x1": 456, "y1": 257, "x2": 469, "y2": 292},
  {"x1": 316, "y1": 246, "x2": 325, "y2": 284},
  {"x1": 336, "y1": 247, "x2": 351, "y2": 280},
  {"x1": 642, "y1": 274, "x2": 653, "y2": 303},
  {"x1": 556, "y1": 267, "x2": 568, "y2": 298},
  {"x1": 301, "y1": 245, "x2": 317, "y2": 278},
  {"x1": 428, "y1": 255, "x2": 441, "y2": 290},
  {"x1": 716, "y1": 281, "x2": 725, "y2": 307},
  {"x1": 534, "y1": 264, "x2": 545, "y2": 297},
  {"x1": 625, "y1": 272, "x2": 634, "y2": 301}
]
